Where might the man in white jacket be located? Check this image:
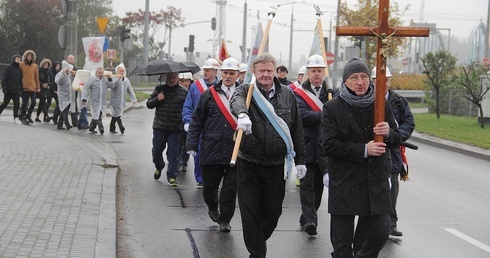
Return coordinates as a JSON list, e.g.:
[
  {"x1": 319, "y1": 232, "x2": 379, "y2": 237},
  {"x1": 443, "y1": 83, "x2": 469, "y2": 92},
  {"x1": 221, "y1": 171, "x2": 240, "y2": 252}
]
[{"x1": 109, "y1": 63, "x2": 137, "y2": 134}]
